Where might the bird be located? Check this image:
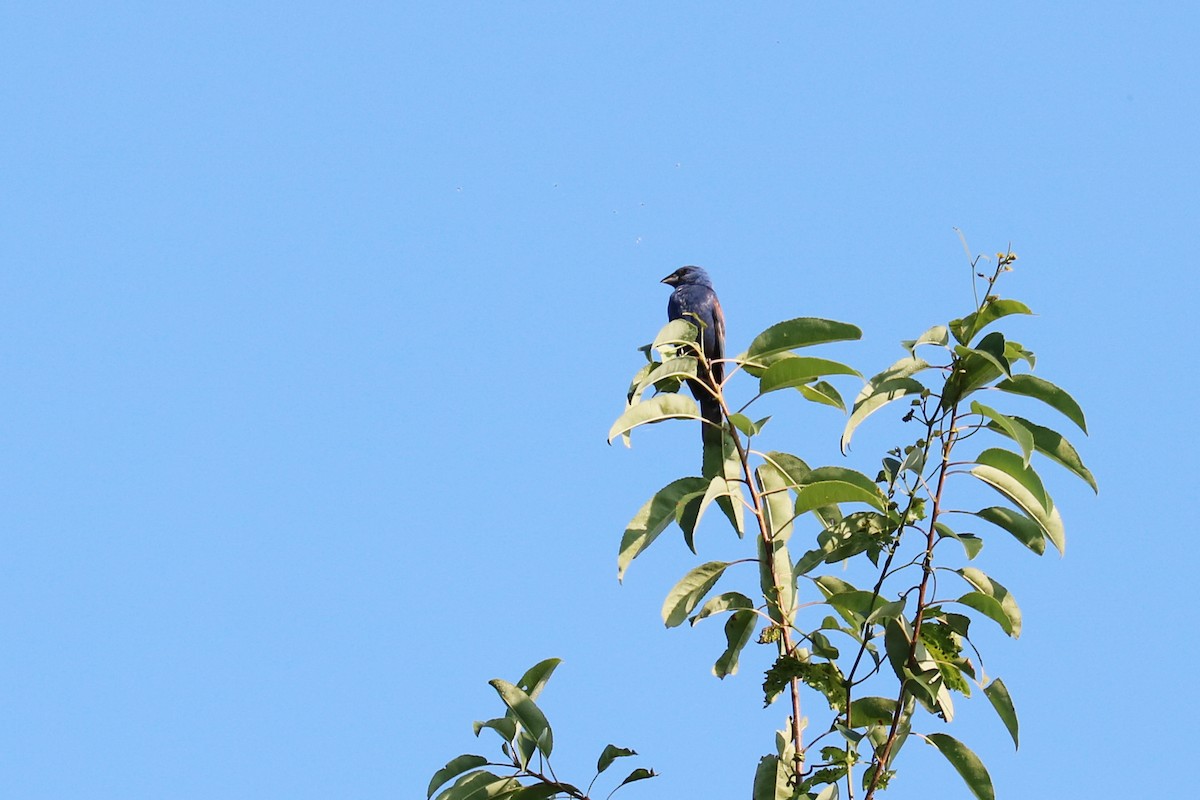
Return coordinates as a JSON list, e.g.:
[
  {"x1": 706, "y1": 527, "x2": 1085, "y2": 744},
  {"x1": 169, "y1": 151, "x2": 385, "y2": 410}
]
[{"x1": 662, "y1": 266, "x2": 725, "y2": 459}]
